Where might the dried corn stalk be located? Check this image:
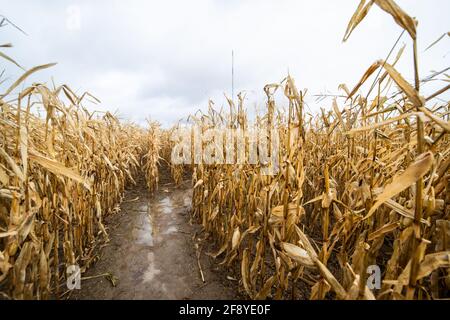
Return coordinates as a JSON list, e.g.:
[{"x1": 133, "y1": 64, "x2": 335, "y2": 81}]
[{"x1": 189, "y1": 0, "x2": 449, "y2": 300}]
